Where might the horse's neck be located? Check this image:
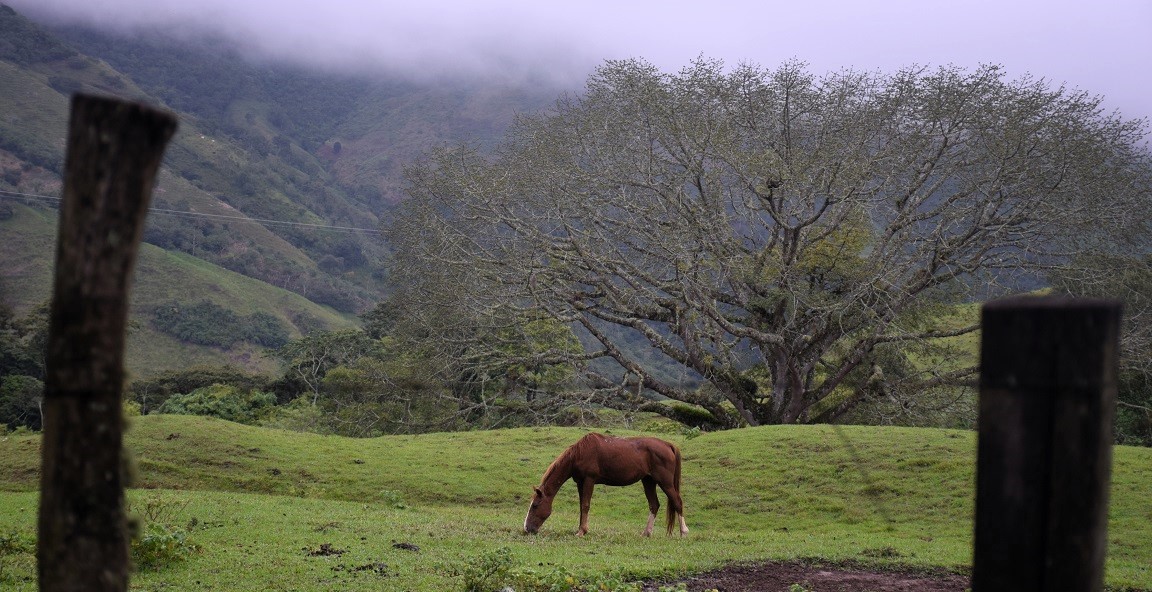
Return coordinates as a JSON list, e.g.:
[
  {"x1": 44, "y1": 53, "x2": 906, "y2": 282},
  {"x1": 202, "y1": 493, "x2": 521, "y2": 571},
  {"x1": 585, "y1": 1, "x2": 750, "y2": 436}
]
[{"x1": 539, "y1": 450, "x2": 574, "y2": 496}]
